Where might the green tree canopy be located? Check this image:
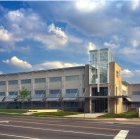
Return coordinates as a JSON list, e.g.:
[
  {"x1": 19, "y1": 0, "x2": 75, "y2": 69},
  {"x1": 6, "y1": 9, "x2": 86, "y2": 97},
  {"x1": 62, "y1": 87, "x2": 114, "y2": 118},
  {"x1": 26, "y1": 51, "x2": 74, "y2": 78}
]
[{"x1": 18, "y1": 87, "x2": 29, "y2": 107}]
